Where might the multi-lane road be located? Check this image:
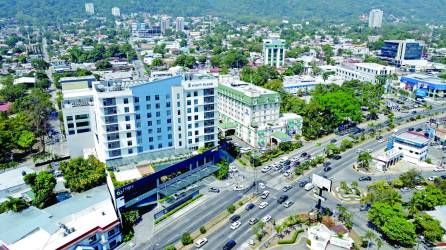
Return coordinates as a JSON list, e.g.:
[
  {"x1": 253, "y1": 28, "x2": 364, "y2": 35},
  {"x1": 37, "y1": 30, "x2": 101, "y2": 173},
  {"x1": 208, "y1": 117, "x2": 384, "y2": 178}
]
[{"x1": 134, "y1": 108, "x2": 445, "y2": 249}]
